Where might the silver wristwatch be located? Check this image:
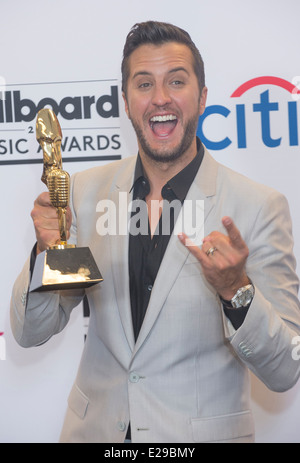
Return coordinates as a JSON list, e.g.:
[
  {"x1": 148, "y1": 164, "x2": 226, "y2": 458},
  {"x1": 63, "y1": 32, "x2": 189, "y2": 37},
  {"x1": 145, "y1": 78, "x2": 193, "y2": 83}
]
[{"x1": 231, "y1": 284, "x2": 255, "y2": 309}]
